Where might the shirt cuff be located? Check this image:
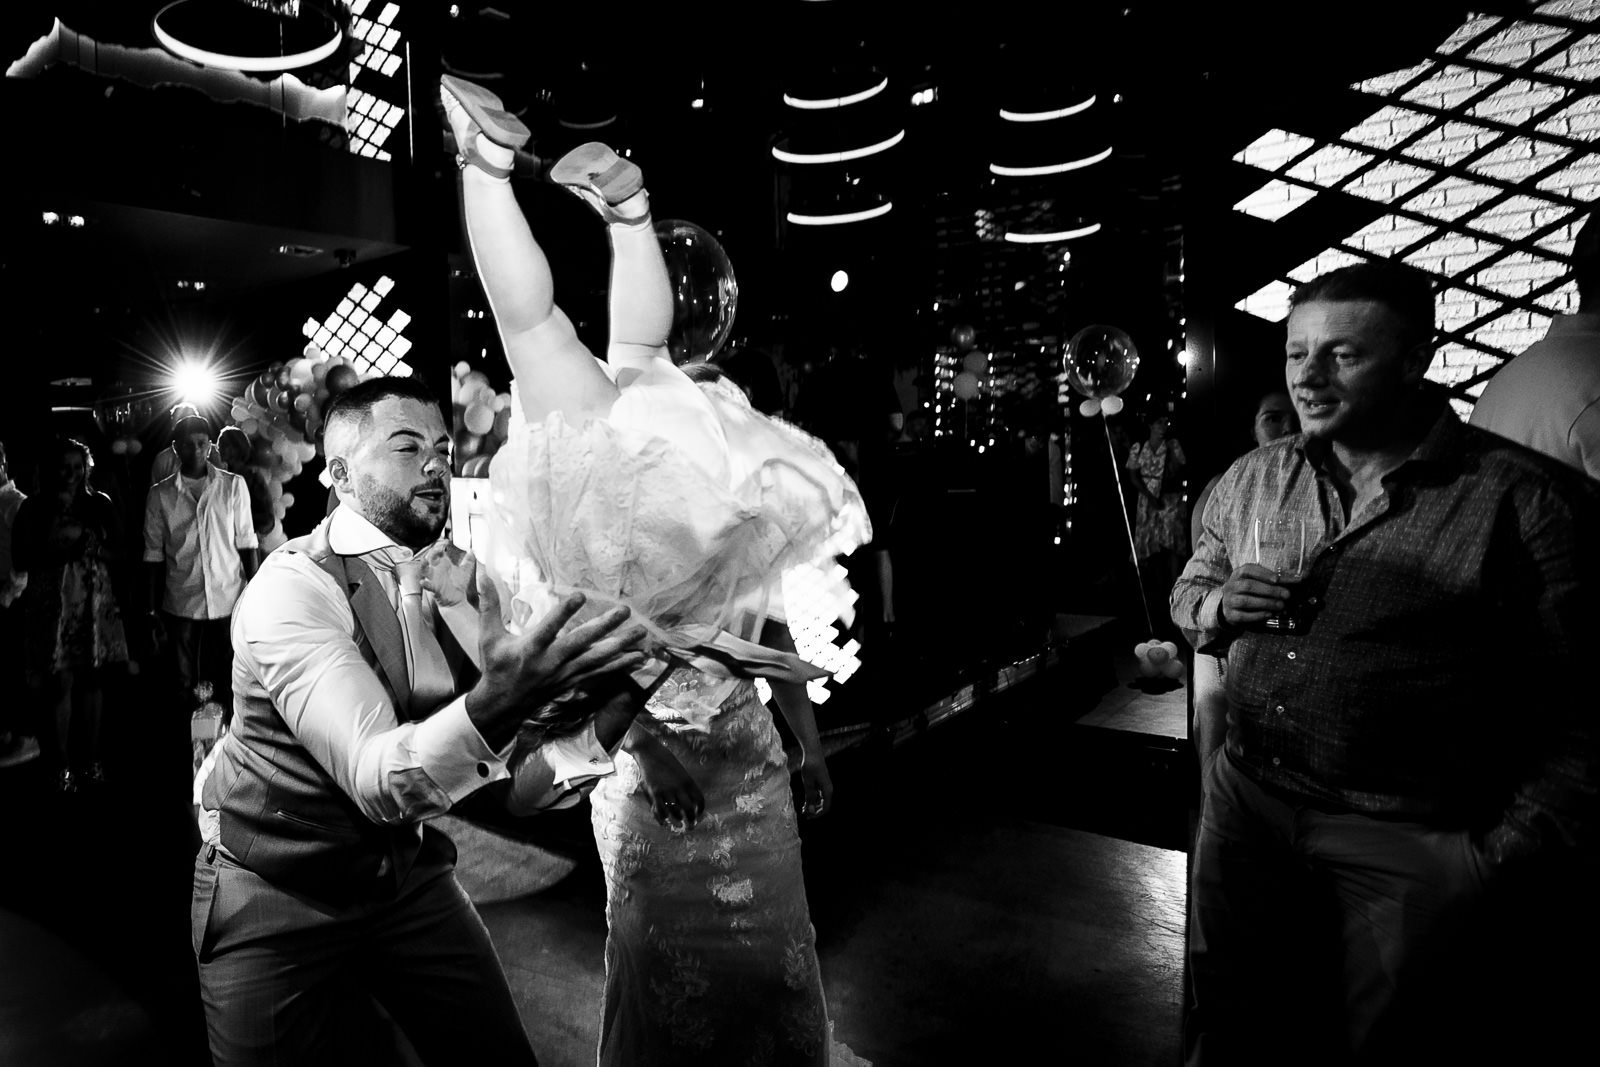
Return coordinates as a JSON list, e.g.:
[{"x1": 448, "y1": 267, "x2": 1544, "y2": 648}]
[
  {"x1": 407, "y1": 695, "x2": 510, "y2": 806},
  {"x1": 544, "y1": 723, "x2": 615, "y2": 789},
  {"x1": 236, "y1": 535, "x2": 259, "y2": 549},
  {"x1": 1199, "y1": 588, "x2": 1227, "y2": 632},
  {"x1": 142, "y1": 549, "x2": 164, "y2": 563}
]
